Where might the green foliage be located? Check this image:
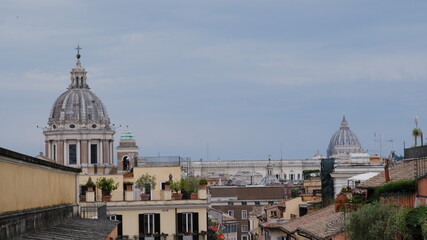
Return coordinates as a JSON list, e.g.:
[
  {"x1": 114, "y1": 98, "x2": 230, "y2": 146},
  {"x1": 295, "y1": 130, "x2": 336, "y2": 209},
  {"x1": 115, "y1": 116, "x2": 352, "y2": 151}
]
[
  {"x1": 164, "y1": 181, "x2": 171, "y2": 185},
  {"x1": 406, "y1": 206, "x2": 427, "y2": 240},
  {"x1": 181, "y1": 177, "x2": 200, "y2": 194},
  {"x1": 124, "y1": 181, "x2": 133, "y2": 185},
  {"x1": 347, "y1": 203, "x2": 427, "y2": 240},
  {"x1": 170, "y1": 180, "x2": 181, "y2": 192},
  {"x1": 135, "y1": 173, "x2": 156, "y2": 192},
  {"x1": 199, "y1": 178, "x2": 208, "y2": 185},
  {"x1": 384, "y1": 208, "x2": 412, "y2": 240},
  {"x1": 346, "y1": 202, "x2": 397, "y2": 240},
  {"x1": 374, "y1": 180, "x2": 417, "y2": 199},
  {"x1": 413, "y1": 128, "x2": 423, "y2": 146},
  {"x1": 302, "y1": 169, "x2": 320, "y2": 178},
  {"x1": 85, "y1": 177, "x2": 95, "y2": 188},
  {"x1": 421, "y1": 213, "x2": 427, "y2": 240},
  {"x1": 96, "y1": 177, "x2": 119, "y2": 195}
]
